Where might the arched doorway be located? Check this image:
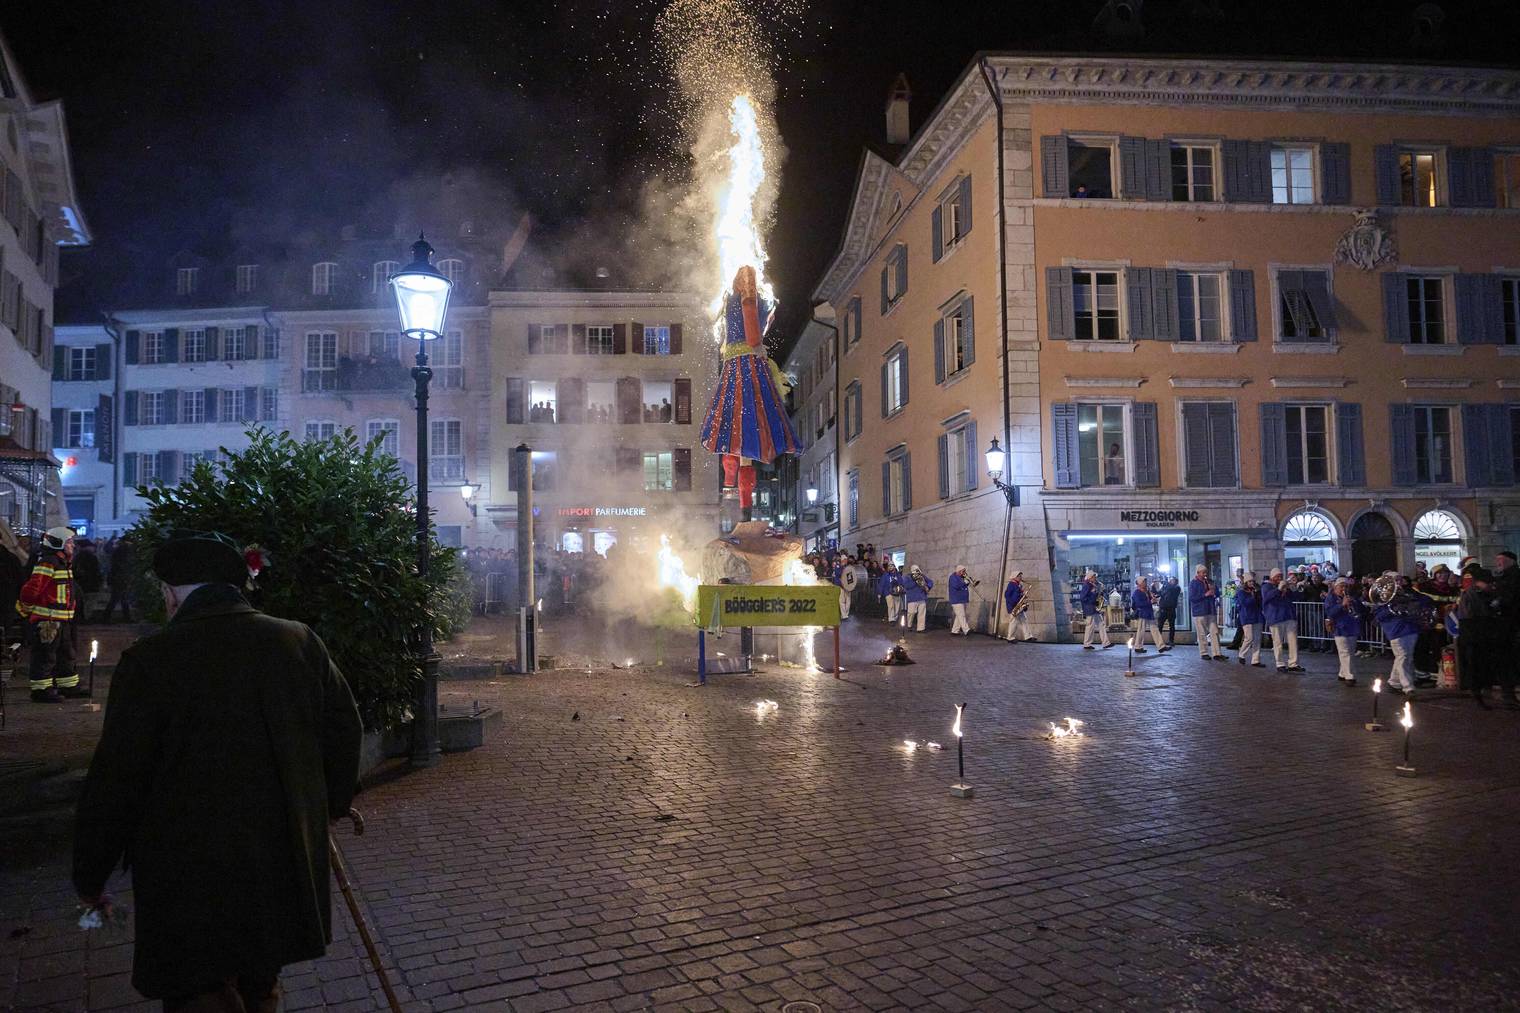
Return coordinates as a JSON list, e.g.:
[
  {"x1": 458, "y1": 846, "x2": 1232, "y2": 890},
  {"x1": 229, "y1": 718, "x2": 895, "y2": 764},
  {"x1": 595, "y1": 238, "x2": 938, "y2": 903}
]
[
  {"x1": 1351, "y1": 512, "x2": 1398, "y2": 576},
  {"x1": 1413, "y1": 510, "x2": 1465, "y2": 574},
  {"x1": 1282, "y1": 510, "x2": 1339, "y2": 571}
]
